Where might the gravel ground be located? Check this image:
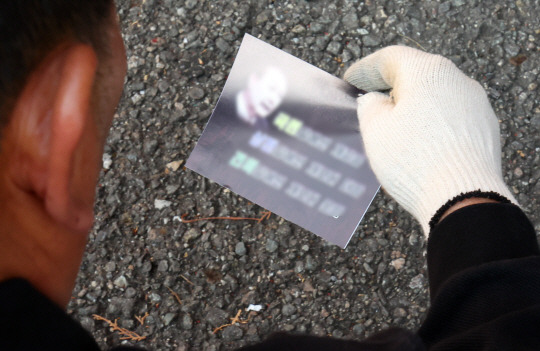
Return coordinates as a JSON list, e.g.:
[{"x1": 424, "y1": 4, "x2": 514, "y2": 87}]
[{"x1": 67, "y1": 0, "x2": 540, "y2": 350}]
